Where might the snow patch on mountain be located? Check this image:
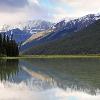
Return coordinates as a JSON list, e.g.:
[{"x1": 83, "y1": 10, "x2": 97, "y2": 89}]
[{"x1": 0, "y1": 20, "x2": 53, "y2": 34}]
